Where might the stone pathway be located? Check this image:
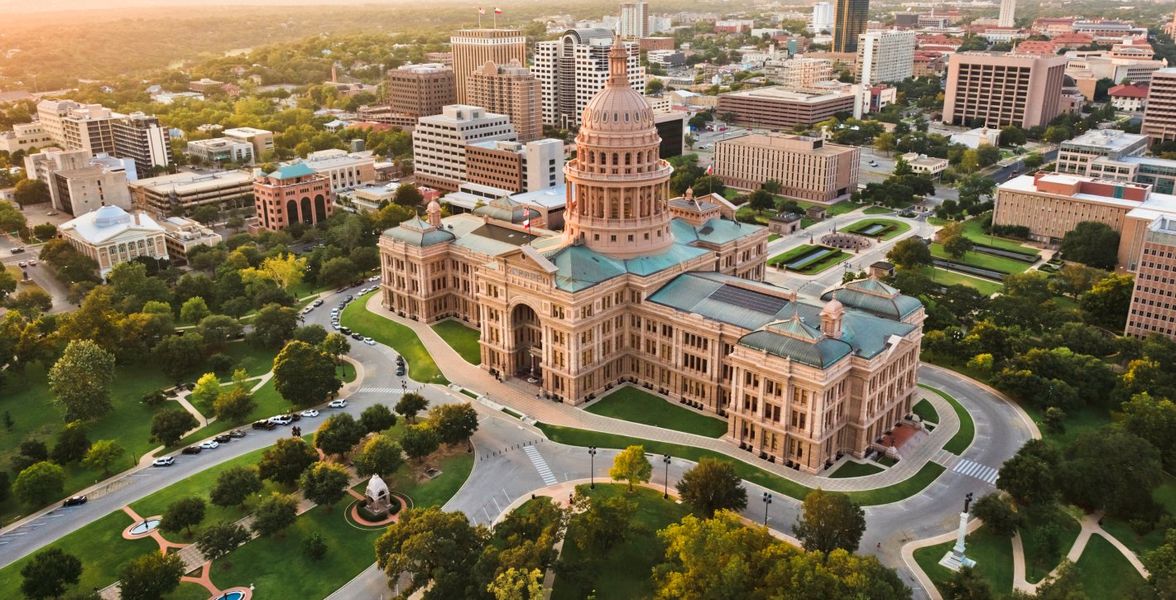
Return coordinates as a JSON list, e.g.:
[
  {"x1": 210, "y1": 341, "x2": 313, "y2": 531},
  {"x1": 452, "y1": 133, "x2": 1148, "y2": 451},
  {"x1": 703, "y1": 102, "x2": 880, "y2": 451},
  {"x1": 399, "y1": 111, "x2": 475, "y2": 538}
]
[
  {"x1": 1012, "y1": 512, "x2": 1149, "y2": 594},
  {"x1": 365, "y1": 294, "x2": 961, "y2": 494}
]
